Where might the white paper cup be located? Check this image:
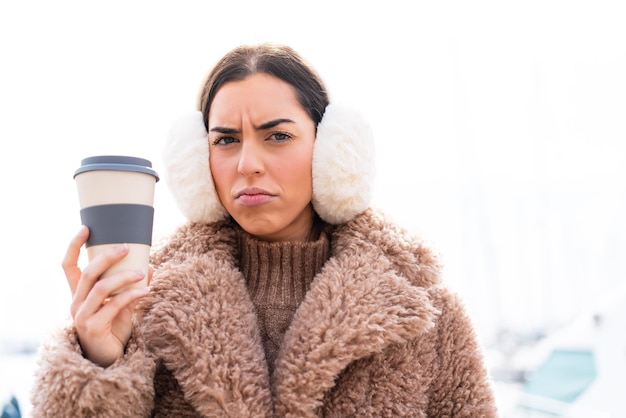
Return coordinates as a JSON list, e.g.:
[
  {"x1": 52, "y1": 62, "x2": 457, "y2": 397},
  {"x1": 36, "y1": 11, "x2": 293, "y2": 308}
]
[{"x1": 74, "y1": 155, "x2": 159, "y2": 294}]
